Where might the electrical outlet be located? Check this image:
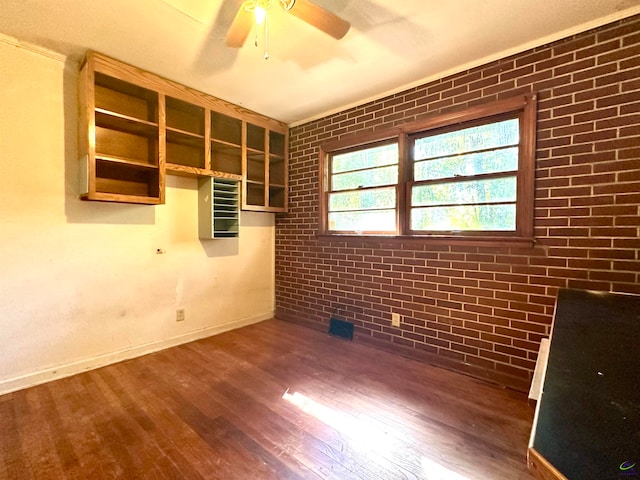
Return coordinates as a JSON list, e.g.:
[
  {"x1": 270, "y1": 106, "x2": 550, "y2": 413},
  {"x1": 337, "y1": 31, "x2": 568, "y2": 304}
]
[
  {"x1": 176, "y1": 309, "x2": 185, "y2": 322},
  {"x1": 391, "y1": 313, "x2": 401, "y2": 327}
]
